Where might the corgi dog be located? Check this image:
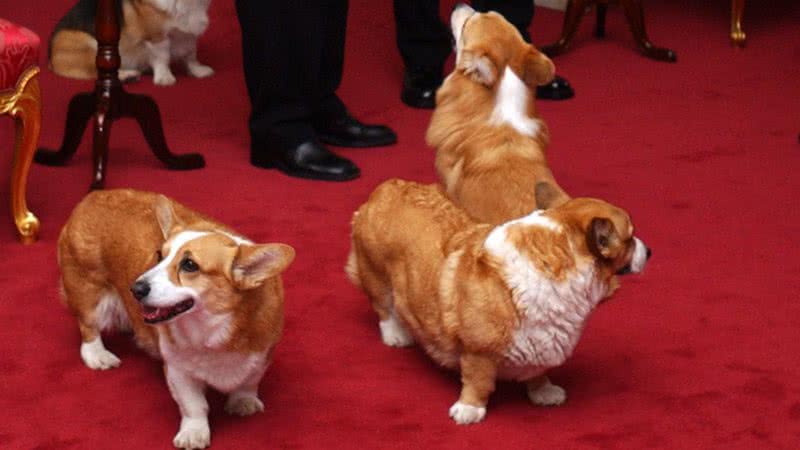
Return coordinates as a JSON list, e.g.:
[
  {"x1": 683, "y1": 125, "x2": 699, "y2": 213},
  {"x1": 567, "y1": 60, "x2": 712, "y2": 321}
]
[
  {"x1": 427, "y1": 4, "x2": 571, "y2": 225},
  {"x1": 346, "y1": 179, "x2": 650, "y2": 424},
  {"x1": 57, "y1": 189, "x2": 294, "y2": 449},
  {"x1": 50, "y1": 0, "x2": 214, "y2": 85}
]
